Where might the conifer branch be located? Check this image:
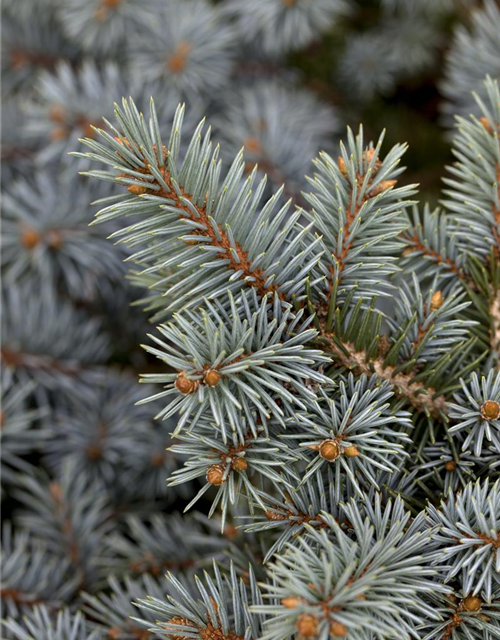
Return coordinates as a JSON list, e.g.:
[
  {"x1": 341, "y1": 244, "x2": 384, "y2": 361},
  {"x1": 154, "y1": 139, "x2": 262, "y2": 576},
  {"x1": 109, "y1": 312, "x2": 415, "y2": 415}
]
[
  {"x1": 403, "y1": 233, "x2": 469, "y2": 283},
  {"x1": 304, "y1": 127, "x2": 417, "y2": 307},
  {"x1": 78, "y1": 100, "x2": 323, "y2": 318},
  {"x1": 6, "y1": 2, "x2": 500, "y2": 639},
  {"x1": 117, "y1": 141, "x2": 284, "y2": 302},
  {"x1": 320, "y1": 331, "x2": 448, "y2": 416}
]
